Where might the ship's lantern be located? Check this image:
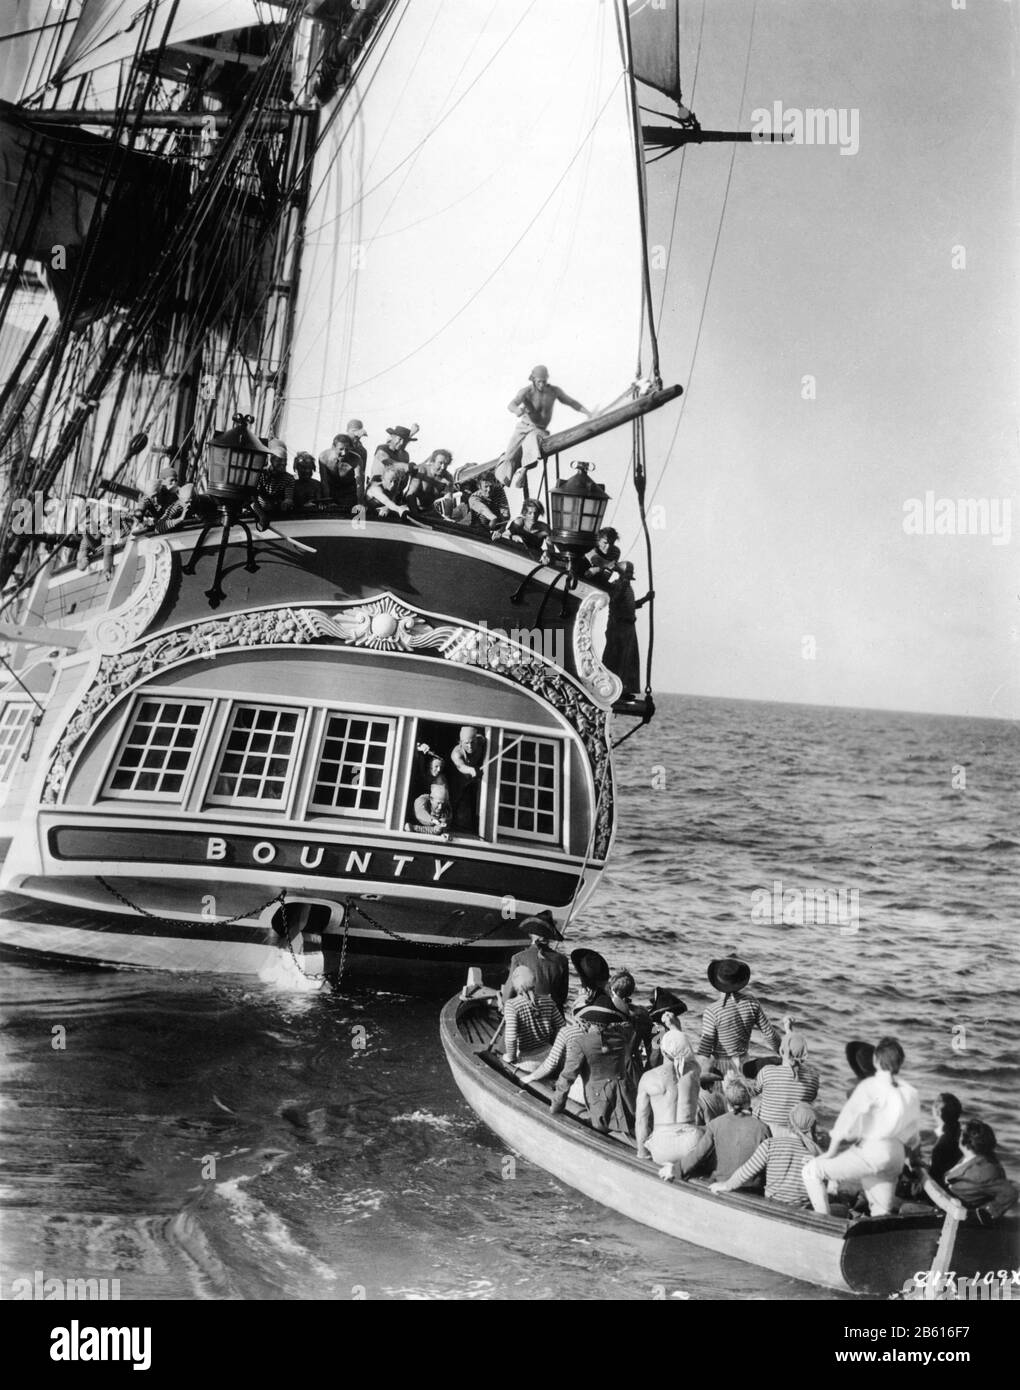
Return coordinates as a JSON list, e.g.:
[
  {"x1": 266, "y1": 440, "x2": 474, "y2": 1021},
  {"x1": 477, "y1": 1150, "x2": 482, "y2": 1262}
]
[
  {"x1": 549, "y1": 461, "x2": 609, "y2": 553},
  {"x1": 204, "y1": 414, "x2": 269, "y2": 504}
]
